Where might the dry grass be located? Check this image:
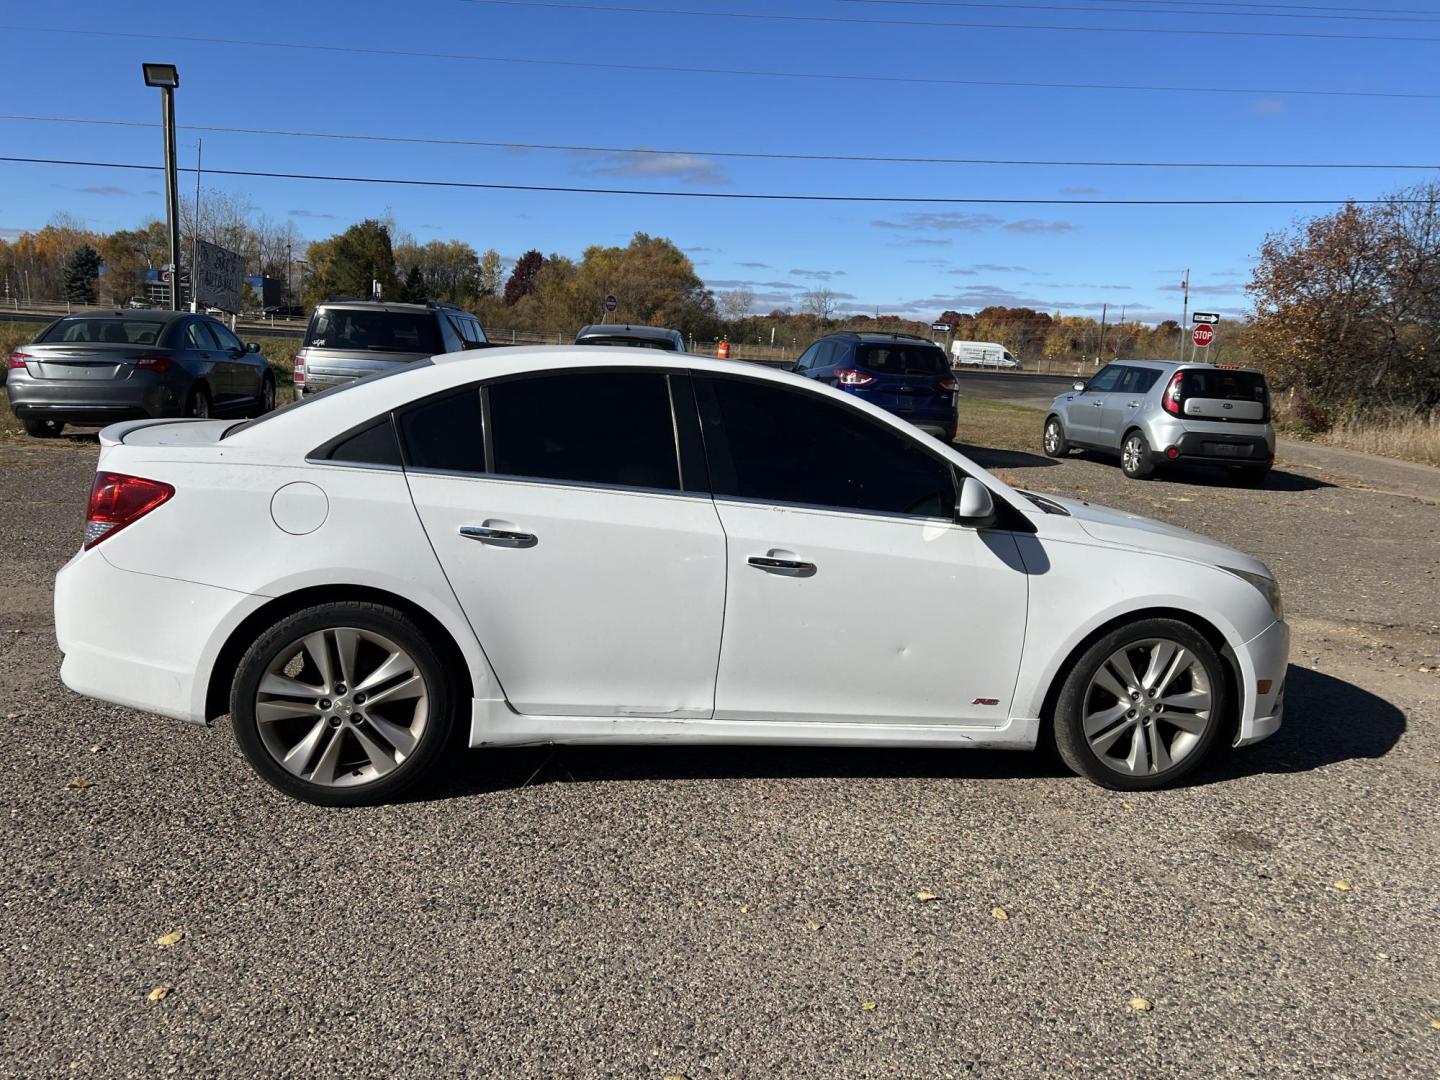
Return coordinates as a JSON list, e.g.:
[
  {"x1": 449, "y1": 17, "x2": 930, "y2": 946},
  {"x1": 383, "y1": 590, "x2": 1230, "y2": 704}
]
[{"x1": 1315, "y1": 412, "x2": 1440, "y2": 468}]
